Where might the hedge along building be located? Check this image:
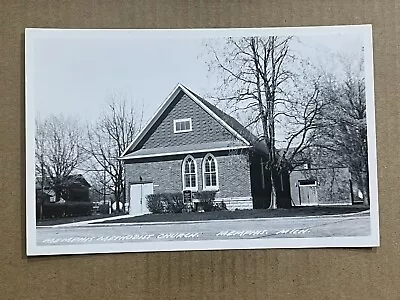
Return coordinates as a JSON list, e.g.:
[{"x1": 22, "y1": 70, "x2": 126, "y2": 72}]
[{"x1": 120, "y1": 84, "x2": 291, "y2": 215}]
